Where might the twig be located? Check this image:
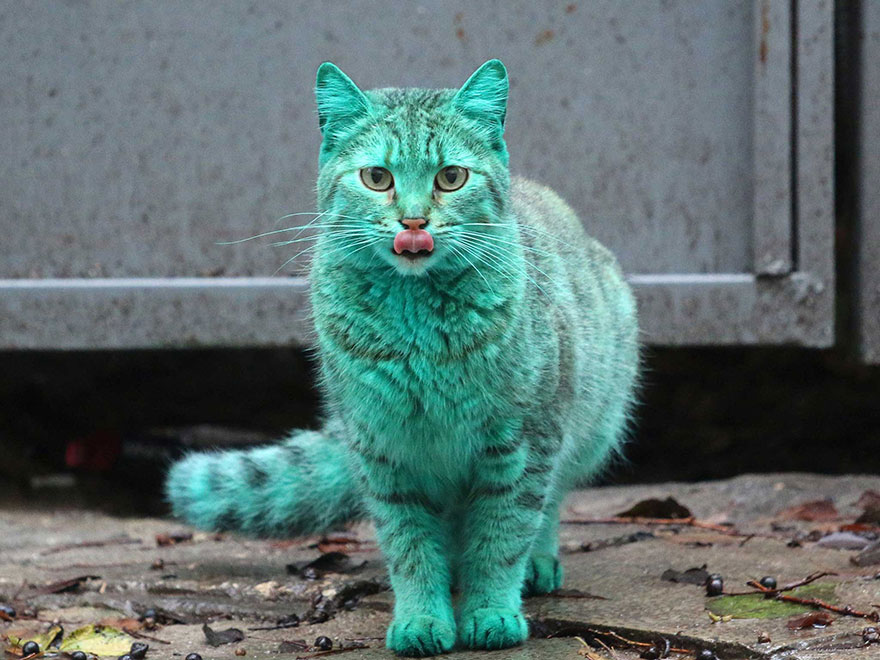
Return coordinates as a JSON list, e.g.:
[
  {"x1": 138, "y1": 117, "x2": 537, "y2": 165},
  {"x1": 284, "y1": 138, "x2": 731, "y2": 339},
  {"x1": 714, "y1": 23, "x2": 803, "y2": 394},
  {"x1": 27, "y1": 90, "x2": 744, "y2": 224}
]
[
  {"x1": 36, "y1": 561, "x2": 149, "y2": 571},
  {"x1": 295, "y1": 646, "x2": 370, "y2": 659},
  {"x1": 585, "y1": 628, "x2": 690, "y2": 655},
  {"x1": 128, "y1": 630, "x2": 172, "y2": 645},
  {"x1": 40, "y1": 537, "x2": 141, "y2": 555},
  {"x1": 724, "y1": 571, "x2": 835, "y2": 596},
  {"x1": 562, "y1": 516, "x2": 738, "y2": 535},
  {"x1": 738, "y1": 534, "x2": 755, "y2": 547},
  {"x1": 775, "y1": 594, "x2": 879, "y2": 621},
  {"x1": 593, "y1": 636, "x2": 622, "y2": 660},
  {"x1": 726, "y1": 573, "x2": 879, "y2": 622},
  {"x1": 248, "y1": 621, "x2": 302, "y2": 631},
  {"x1": 759, "y1": 571, "x2": 835, "y2": 593}
]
